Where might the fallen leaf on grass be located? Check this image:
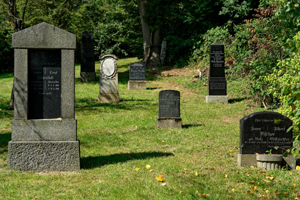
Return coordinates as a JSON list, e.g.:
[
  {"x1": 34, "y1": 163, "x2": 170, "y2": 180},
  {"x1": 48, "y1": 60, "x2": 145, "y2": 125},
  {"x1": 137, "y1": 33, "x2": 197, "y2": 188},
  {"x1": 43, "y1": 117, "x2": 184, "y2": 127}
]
[
  {"x1": 224, "y1": 174, "x2": 228, "y2": 178},
  {"x1": 263, "y1": 179, "x2": 270, "y2": 183},
  {"x1": 293, "y1": 184, "x2": 296, "y2": 187},
  {"x1": 179, "y1": 191, "x2": 182, "y2": 194},
  {"x1": 210, "y1": 168, "x2": 215, "y2": 171},
  {"x1": 198, "y1": 193, "x2": 208, "y2": 197},
  {"x1": 156, "y1": 176, "x2": 164, "y2": 182},
  {"x1": 250, "y1": 180, "x2": 255, "y2": 183},
  {"x1": 282, "y1": 191, "x2": 289, "y2": 195},
  {"x1": 246, "y1": 172, "x2": 250, "y2": 176},
  {"x1": 230, "y1": 196, "x2": 234, "y2": 199},
  {"x1": 297, "y1": 177, "x2": 300, "y2": 181},
  {"x1": 146, "y1": 164, "x2": 151, "y2": 169},
  {"x1": 135, "y1": 168, "x2": 140, "y2": 171},
  {"x1": 297, "y1": 166, "x2": 300, "y2": 171},
  {"x1": 161, "y1": 183, "x2": 166, "y2": 186},
  {"x1": 266, "y1": 175, "x2": 274, "y2": 180},
  {"x1": 259, "y1": 170, "x2": 266, "y2": 175},
  {"x1": 253, "y1": 186, "x2": 257, "y2": 191},
  {"x1": 246, "y1": 191, "x2": 253, "y2": 194},
  {"x1": 289, "y1": 172, "x2": 293, "y2": 175},
  {"x1": 259, "y1": 194, "x2": 266, "y2": 197},
  {"x1": 149, "y1": 169, "x2": 154, "y2": 173},
  {"x1": 195, "y1": 171, "x2": 198, "y2": 176},
  {"x1": 229, "y1": 150, "x2": 233, "y2": 153}
]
